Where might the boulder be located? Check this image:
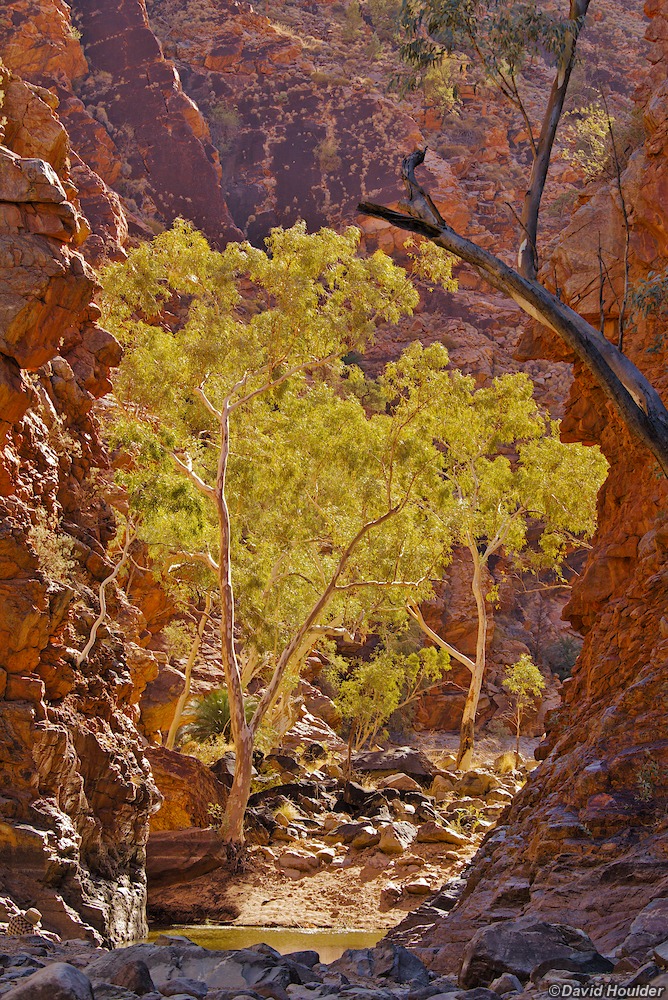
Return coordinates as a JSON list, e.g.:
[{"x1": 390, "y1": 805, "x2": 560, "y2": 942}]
[
  {"x1": 3, "y1": 962, "x2": 93, "y2": 999},
  {"x1": 352, "y1": 747, "x2": 437, "y2": 784},
  {"x1": 455, "y1": 771, "x2": 501, "y2": 798},
  {"x1": 379, "y1": 822, "x2": 418, "y2": 855},
  {"x1": 459, "y1": 917, "x2": 613, "y2": 986},
  {"x1": 377, "y1": 774, "x2": 423, "y2": 793},
  {"x1": 351, "y1": 826, "x2": 381, "y2": 849},
  {"x1": 145, "y1": 745, "x2": 228, "y2": 833},
  {"x1": 85, "y1": 951, "x2": 156, "y2": 991},
  {"x1": 330, "y1": 941, "x2": 430, "y2": 986},
  {"x1": 93, "y1": 987, "x2": 150, "y2": 1000},
  {"x1": 416, "y1": 821, "x2": 469, "y2": 846},
  {"x1": 160, "y1": 978, "x2": 209, "y2": 998},
  {"x1": 146, "y1": 828, "x2": 228, "y2": 889},
  {"x1": 621, "y1": 899, "x2": 668, "y2": 958},
  {"x1": 277, "y1": 850, "x2": 319, "y2": 873},
  {"x1": 404, "y1": 878, "x2": 433, "y2": 895},
  {"x1": 492, "y1": 752, "x2": 521, "y2": 775},
  {"x1": 431, "y1": 775, "x2": 457, "y2": 801},
  {"x1": 489, "y1": 972, "x2": 524, "y2": 994},
  {"x1": 655, "y1": 941, "x2": 668, "y2": 968}
]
